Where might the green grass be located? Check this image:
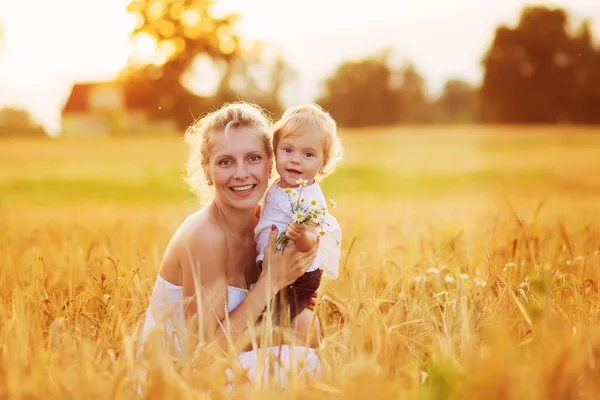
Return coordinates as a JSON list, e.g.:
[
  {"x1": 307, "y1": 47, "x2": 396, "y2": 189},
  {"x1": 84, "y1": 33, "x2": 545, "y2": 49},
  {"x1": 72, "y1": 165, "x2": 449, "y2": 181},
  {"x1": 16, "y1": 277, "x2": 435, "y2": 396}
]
[
  {"x1": 0, "y1": 165, "x2": 555, "y2": 204},
  {"x1": 1, "y1": 126, "x2": 600, "y2": 204},
  {"x1": 0, "y1": 176, "x2": 193, "y2": 204},
  {"x1": 321, "y1": 165, "x2": 553, "y2": 197}
]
